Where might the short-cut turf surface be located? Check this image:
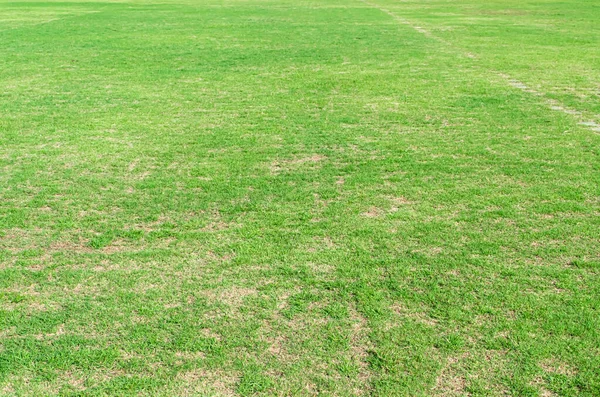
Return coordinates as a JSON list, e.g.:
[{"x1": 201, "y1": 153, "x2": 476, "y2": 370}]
[{"x1": 1, "y1": 0, "x2": 599, "y2": 395}]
